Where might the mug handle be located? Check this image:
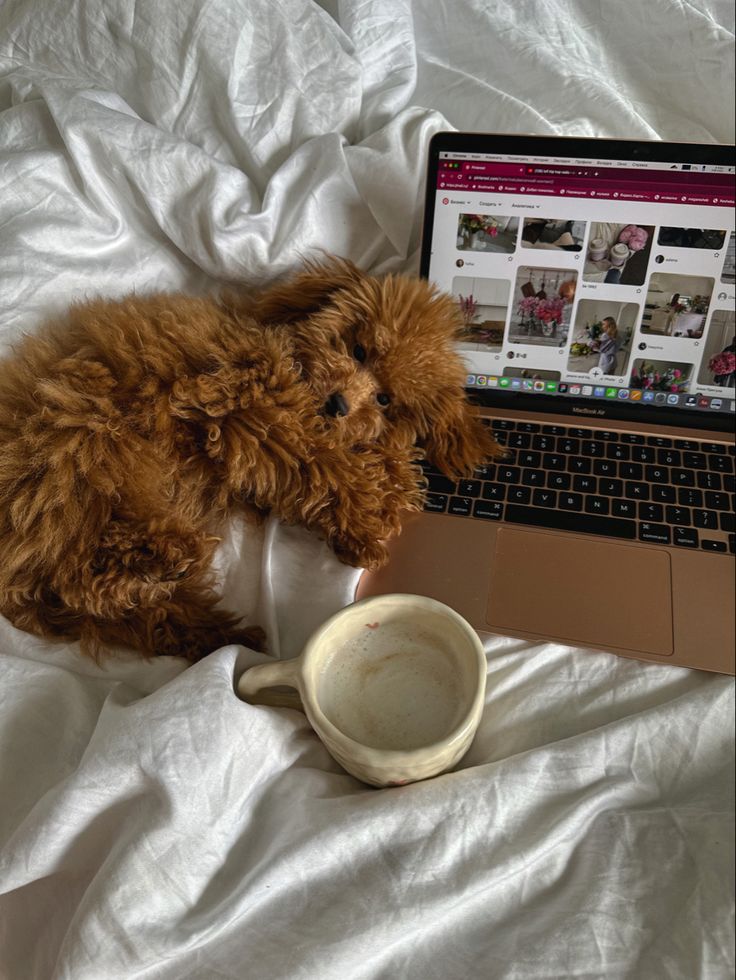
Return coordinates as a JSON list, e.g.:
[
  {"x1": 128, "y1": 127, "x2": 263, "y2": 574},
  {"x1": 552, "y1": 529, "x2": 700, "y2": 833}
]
[{"x1": 237, "y1": 659, "x2": 303, "y2": 711}]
